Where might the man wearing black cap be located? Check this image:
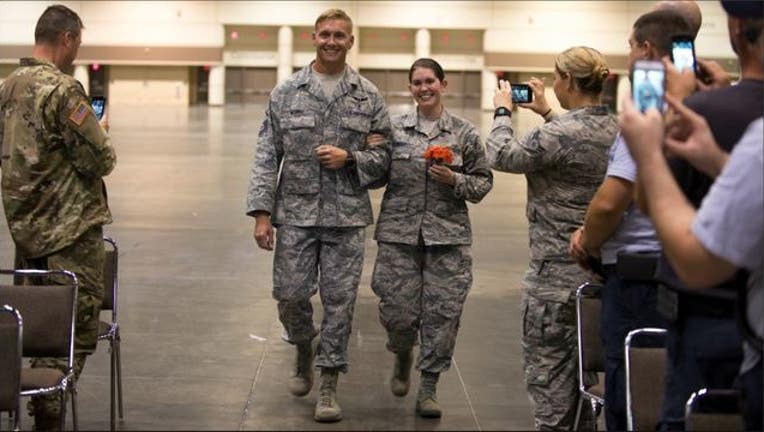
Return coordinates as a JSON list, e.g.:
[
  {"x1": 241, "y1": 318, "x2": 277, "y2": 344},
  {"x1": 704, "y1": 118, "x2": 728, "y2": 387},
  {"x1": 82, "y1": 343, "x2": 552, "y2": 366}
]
[{"x1": 656, "y1": 0, "x2": 763, "y2": 429}]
